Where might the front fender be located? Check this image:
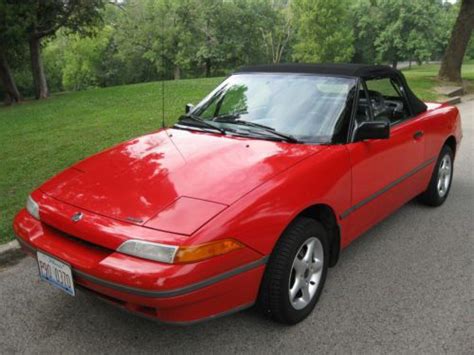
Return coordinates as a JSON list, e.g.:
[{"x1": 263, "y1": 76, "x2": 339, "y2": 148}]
[{"x1": 190, "y1": 145, "x2": 352, "y2": 255}]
